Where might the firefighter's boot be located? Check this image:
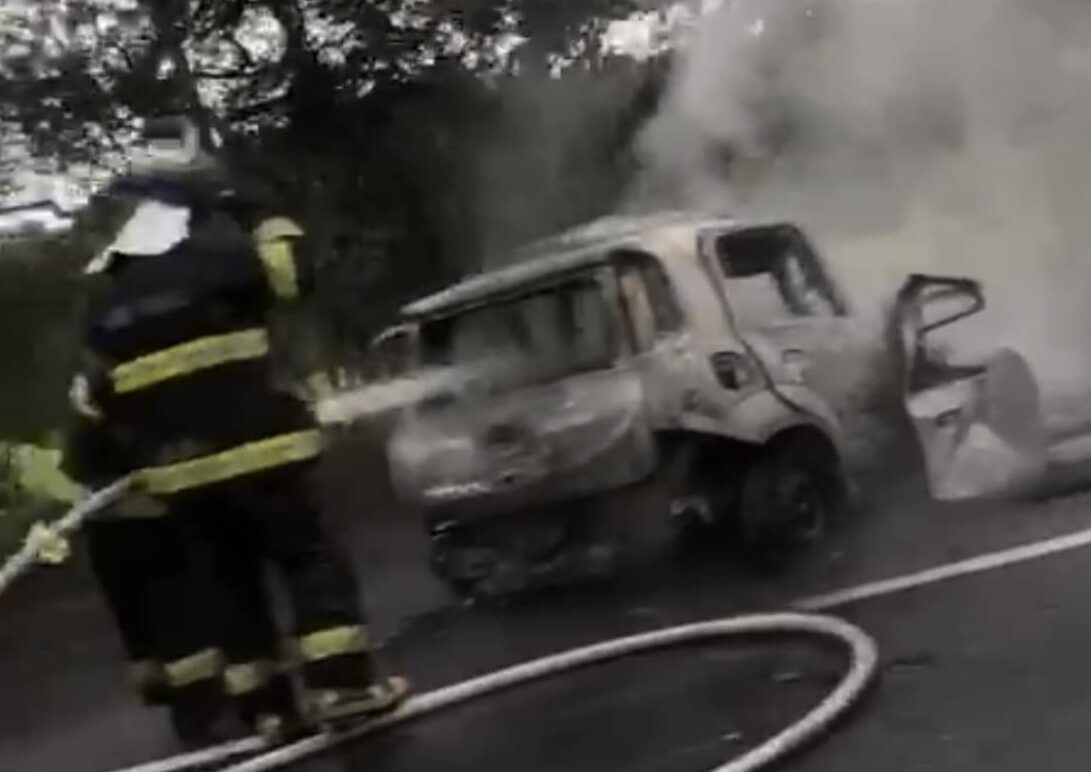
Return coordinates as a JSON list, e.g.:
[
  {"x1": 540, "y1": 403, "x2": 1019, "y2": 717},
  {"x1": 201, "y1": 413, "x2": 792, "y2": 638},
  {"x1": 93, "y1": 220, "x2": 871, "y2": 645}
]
[
  {"x1": 237, "y1": 675, "x2": 309, "y2": 744},
  {"x1": 167, "y1": 680, "x2": 244, "y2": 750},
  {"x1": 224, "y1": 660, "x2": 309, "y2": 744},
  {"x1": 128, "y1": 659, "x2": 169, "y2": 706},
  {"x1": 301, "y1": 653, "x2": 410, "y2": 726},
  {"x1": 306, "y1": 676, "x2": 411, "y2": 725}
]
